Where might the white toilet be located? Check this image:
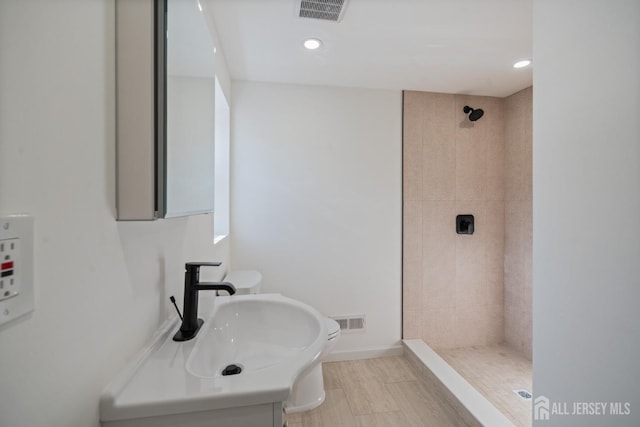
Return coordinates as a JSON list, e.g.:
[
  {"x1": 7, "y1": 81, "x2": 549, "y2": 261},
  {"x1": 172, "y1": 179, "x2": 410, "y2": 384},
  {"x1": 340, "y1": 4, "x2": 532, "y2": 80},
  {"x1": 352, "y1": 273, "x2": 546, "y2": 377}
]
[
  {"x1": 223, "y1": 269, "x2": 341, "y2": 413},
  {"x1": 285, "y1": 317, "x2": 341, "y2": 413}
]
